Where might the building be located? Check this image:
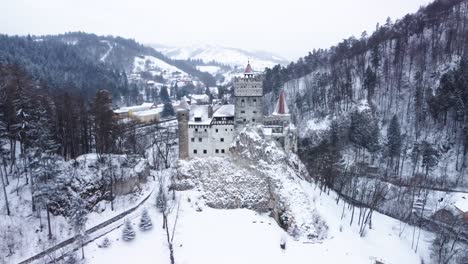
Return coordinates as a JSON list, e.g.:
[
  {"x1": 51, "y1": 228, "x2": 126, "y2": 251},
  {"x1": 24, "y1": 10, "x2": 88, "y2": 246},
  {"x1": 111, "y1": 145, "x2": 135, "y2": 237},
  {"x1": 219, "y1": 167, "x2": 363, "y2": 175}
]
[
  {"x1": 177, "y1": 62, "x2": 297, "y2": 159},
  {"x1": 233, "y1": 62, "x2": 263, "y2": 133},
  {"x1": 114, "y1": 102, "x2": 155, "y2": 119},
  {"x1": 453, "y1": 195, "x2": 468, "y2": 222},
  {"x1": 263, "y1": 89, "x2": 298, "y2": 153}
]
